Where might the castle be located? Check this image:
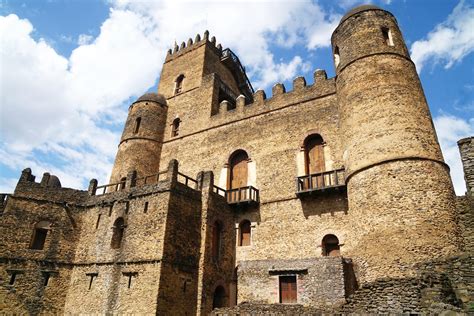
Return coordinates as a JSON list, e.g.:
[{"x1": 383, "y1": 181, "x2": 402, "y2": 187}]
[{"x1": 1, "y1": 5, "x2": 473, "y2": 315}]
